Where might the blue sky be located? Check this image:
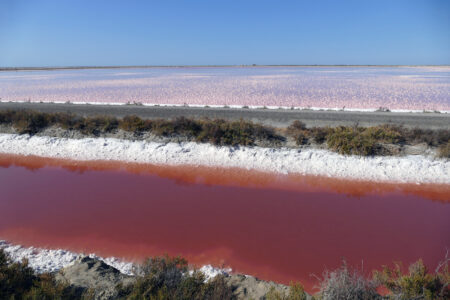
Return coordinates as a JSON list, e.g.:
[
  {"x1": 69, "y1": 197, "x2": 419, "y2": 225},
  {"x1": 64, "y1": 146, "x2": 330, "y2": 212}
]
[{"x1": 1, "y1": 0, "x2": 449, "y2": 66}]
